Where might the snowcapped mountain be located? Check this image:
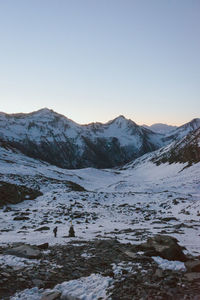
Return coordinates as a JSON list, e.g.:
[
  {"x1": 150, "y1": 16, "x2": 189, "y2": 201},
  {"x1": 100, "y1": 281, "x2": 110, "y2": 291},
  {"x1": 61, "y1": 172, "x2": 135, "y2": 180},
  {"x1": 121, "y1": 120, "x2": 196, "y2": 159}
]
[
  {"x1": 0, "y1": 109, "x2": 165, "y2": 169},
  {"x1": 143, "y1": 123, "x2": 177, "y2": 134},
  {"x1": 0, "y1": 115, "x2": 200, "y2": 299},
  {"x1": 0, "y1": 109, "x2": 199, "y2": 169}
]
